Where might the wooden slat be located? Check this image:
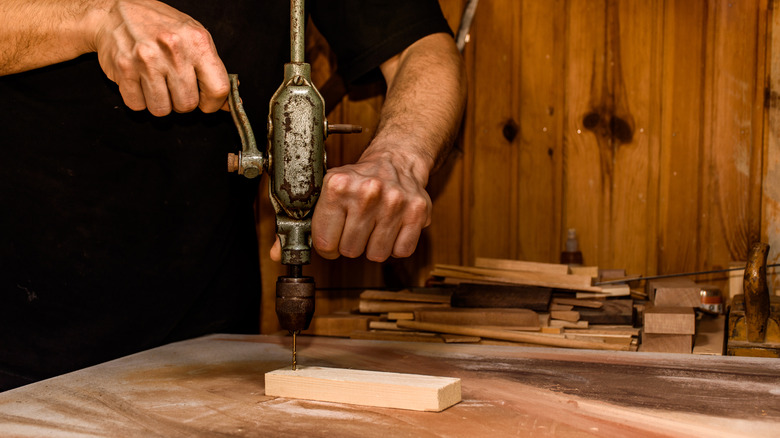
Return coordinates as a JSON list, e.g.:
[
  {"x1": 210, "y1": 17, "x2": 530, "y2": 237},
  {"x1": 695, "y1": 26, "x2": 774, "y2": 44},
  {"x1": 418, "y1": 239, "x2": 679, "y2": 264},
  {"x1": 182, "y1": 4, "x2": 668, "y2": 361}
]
[
  {"x1": 358, "y1": 301, "x2": 448, "y2": 314},
  {"x1": 414, "y1": 308, "x2": 540, "y2": 328},
  {"x1": 397, "y1": 320, "x2": 626, "y2": 351},
  {"x1": 359, "y1": 289, "x2": 452, "y2": 304},
  {"x1": 265, "y1": 366, "x2": 461, "y2": 412},
  {"x1": 433, "y1": 264, "x2": 599, "y2": 292},
  {"x1": 475, "y1": 257, "x2": 570, "y2": 275}
]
